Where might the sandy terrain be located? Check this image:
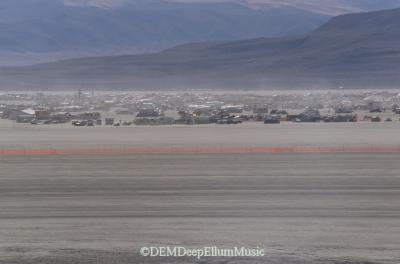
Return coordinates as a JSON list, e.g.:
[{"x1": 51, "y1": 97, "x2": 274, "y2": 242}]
[
  {"x1": 0, "y1": 122, "x2": 399, "y2": 263},
  {"x1": 1, "y1": 120, "x2": 400, "y2": 150}
]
